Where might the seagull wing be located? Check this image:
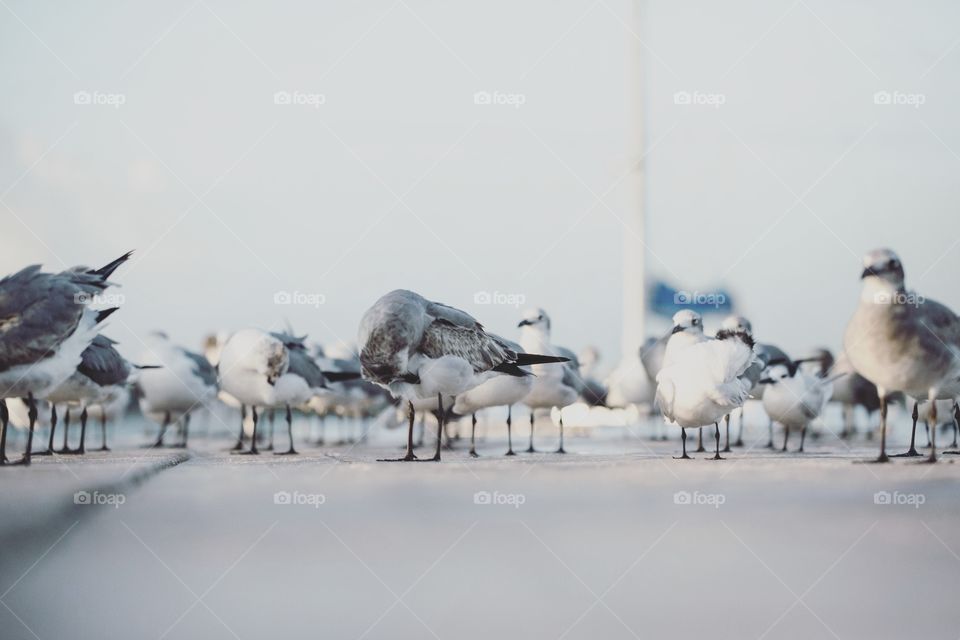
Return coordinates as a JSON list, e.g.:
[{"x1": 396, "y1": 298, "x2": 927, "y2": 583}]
[
  {"x1": 419, "y1": 320, "x2": 513, "y2": 373},
  {"x1": 78, "y1": 335, "x2": 131, "y2": 386}
]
